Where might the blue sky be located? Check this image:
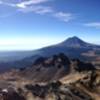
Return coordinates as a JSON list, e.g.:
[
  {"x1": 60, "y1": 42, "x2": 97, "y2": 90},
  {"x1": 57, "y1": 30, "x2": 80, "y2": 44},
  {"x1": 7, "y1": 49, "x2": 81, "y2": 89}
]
[{"x1": 0, "y1": 0, "x2": 100, "y2": 50}]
